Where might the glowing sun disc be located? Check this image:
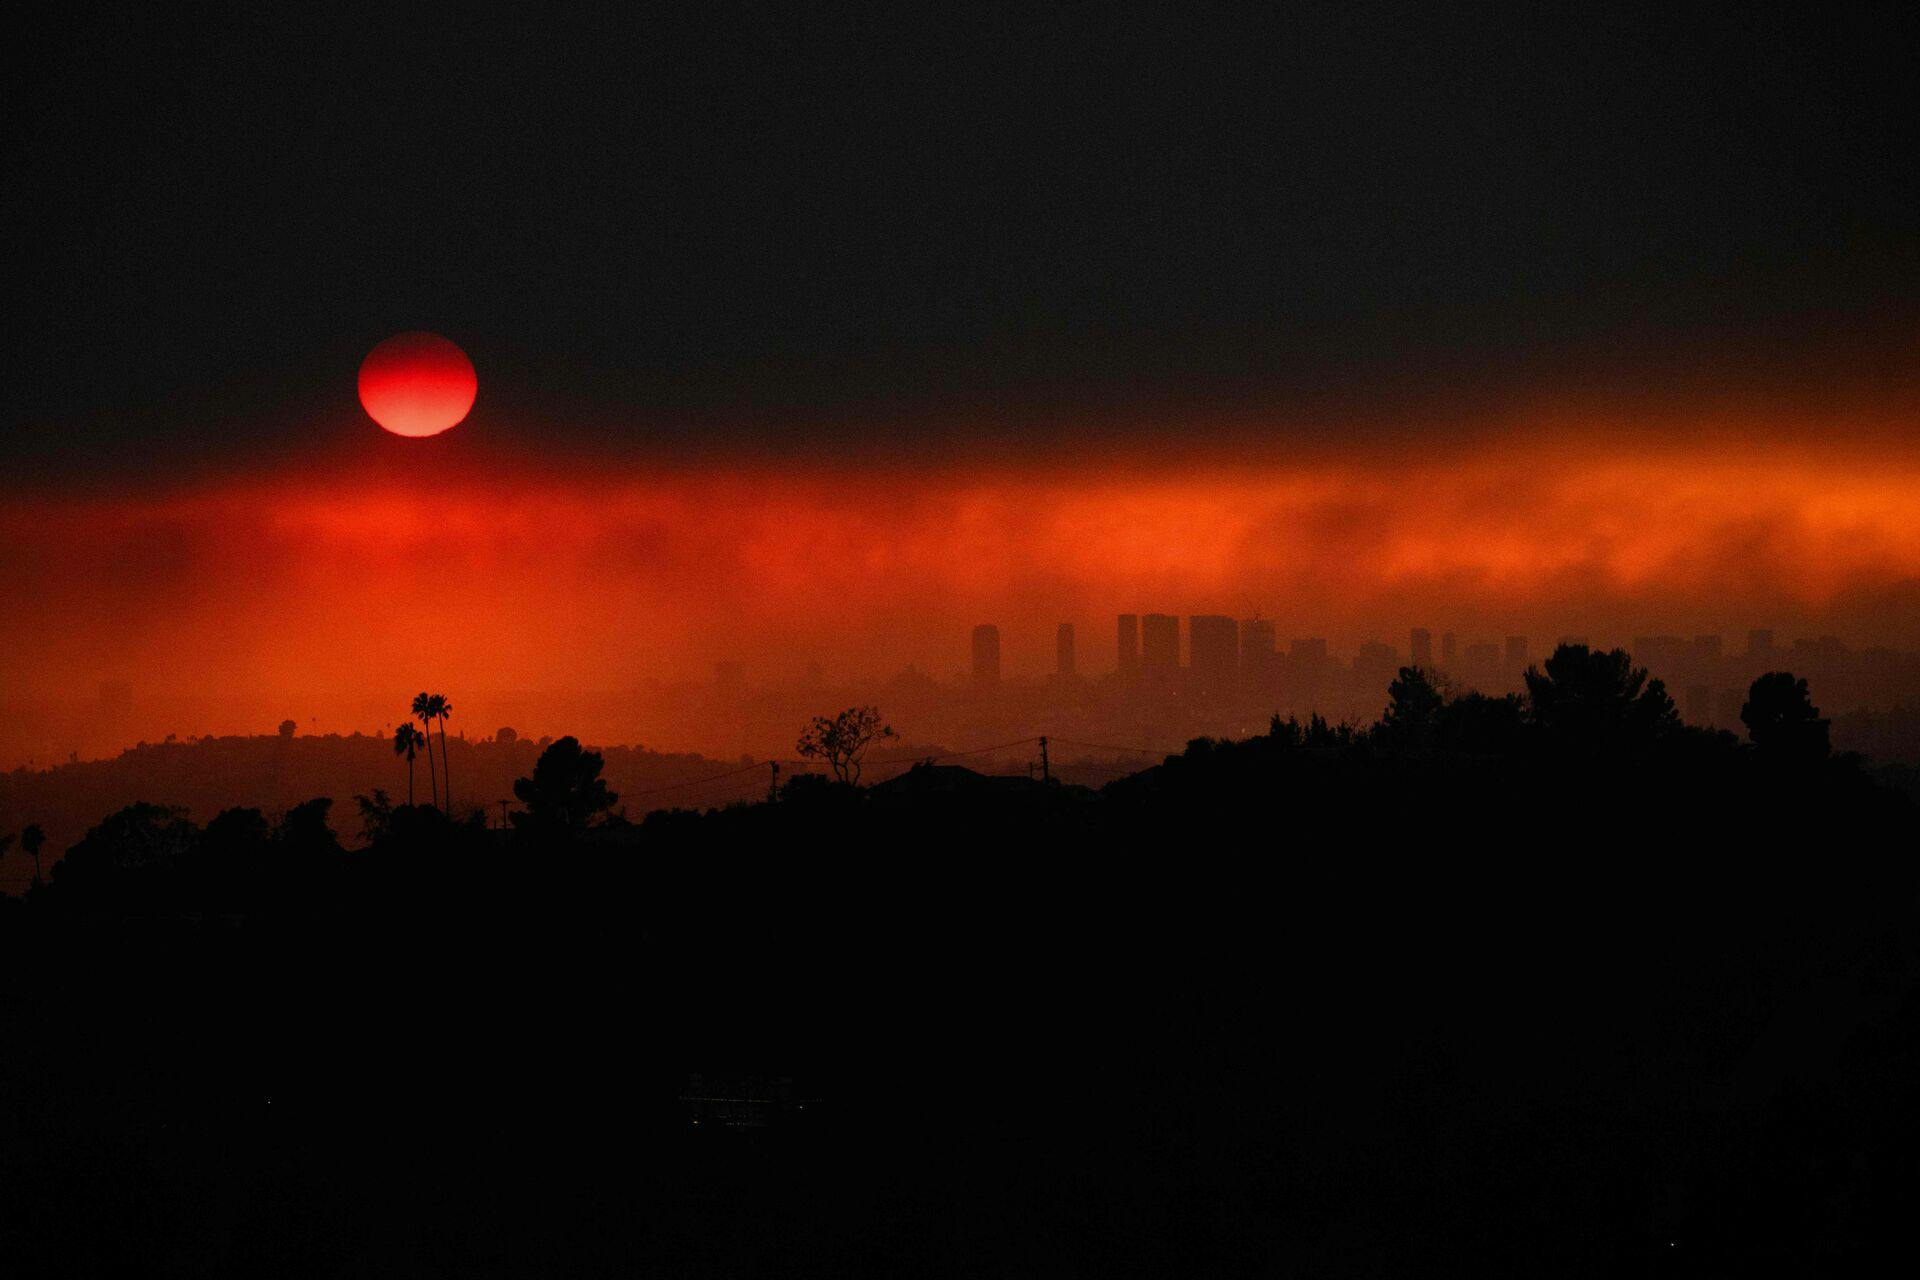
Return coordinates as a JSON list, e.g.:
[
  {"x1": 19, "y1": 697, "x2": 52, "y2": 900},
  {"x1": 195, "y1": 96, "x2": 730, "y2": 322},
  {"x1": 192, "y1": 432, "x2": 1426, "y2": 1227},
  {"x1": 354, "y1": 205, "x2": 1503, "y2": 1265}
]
[{"x1": 358, "y1": 331, "x2": 477, "y2": 437}]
